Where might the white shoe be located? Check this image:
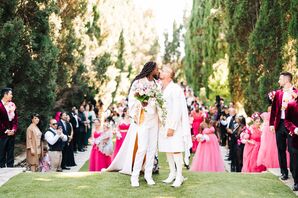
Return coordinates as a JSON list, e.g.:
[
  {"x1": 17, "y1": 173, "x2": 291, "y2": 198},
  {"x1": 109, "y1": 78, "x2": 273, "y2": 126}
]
[
  {"x1": 145, "y1": 177, "x2": 156, "y2": 185},
  {"x1": 171, "y1": 176, "x2": 185, "y2": 188},
  {"x1": 162, "y1": 174, "x2": 176, "y2": 184},
  {"x1": 131, "y1": 177, "x2": 139, "y2": 187}
]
